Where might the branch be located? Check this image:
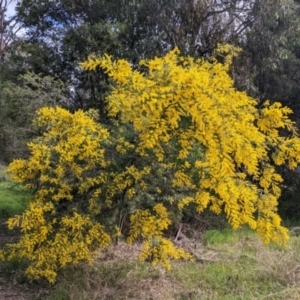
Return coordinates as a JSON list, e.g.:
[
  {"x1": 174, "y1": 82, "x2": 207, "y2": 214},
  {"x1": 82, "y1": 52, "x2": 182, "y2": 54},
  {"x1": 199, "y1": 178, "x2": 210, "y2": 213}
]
[{"x1": 0, "y1": 0, "x2": 23, "y2": 59}]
